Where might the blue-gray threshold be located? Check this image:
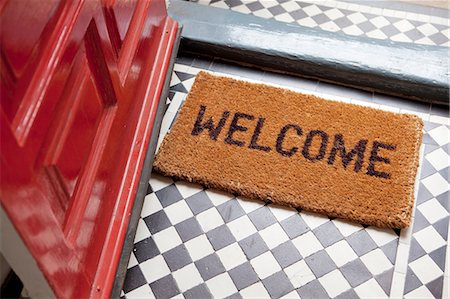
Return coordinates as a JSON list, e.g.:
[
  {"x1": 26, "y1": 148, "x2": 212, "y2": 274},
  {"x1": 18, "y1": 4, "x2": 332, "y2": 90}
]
[{"x1": 169, "y1": 0, "x2": 449, "y2": 105}]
